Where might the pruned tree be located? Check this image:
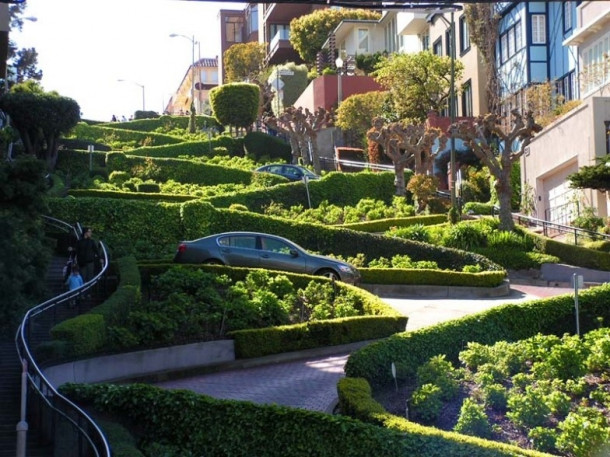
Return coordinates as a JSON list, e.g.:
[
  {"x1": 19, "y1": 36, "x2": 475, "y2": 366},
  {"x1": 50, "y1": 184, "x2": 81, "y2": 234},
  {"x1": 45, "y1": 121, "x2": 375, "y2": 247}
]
[
  {"x1": 464, "y1": 4, "x2": 501, "y2": 114},
  {"x1": 366, "y1": 117, "x2": 445, "y2": 196},
  {"x1": 264, "y1": 106, "x2": 333, "y2": 174},
  {"x1": 452, "y1": 110, "x2": 542, "y2": 230},
  {"x1": 336, "y1": 90, "x2": 387, "y2": 148},
  {"x1": 209, "y1": 82, "x2": 260, "y2": 135},
  {"x1": 0, "y1": 81, "x2": 80, "y2": 170}
]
